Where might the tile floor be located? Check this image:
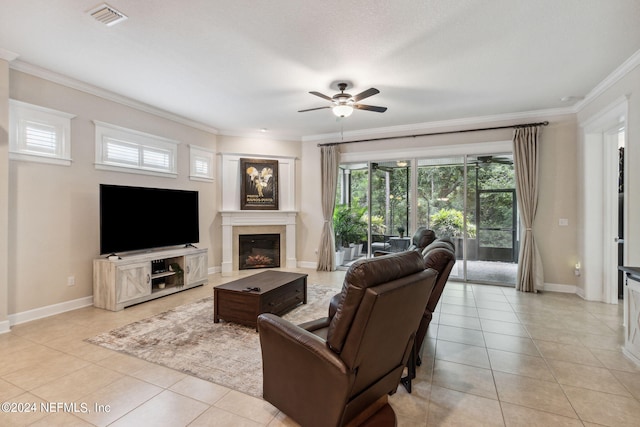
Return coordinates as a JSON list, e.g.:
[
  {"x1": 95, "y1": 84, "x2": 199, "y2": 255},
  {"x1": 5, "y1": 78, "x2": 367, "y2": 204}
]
[{"x1": 0, "y1": 268, "x2": 638, "y2": 426}]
